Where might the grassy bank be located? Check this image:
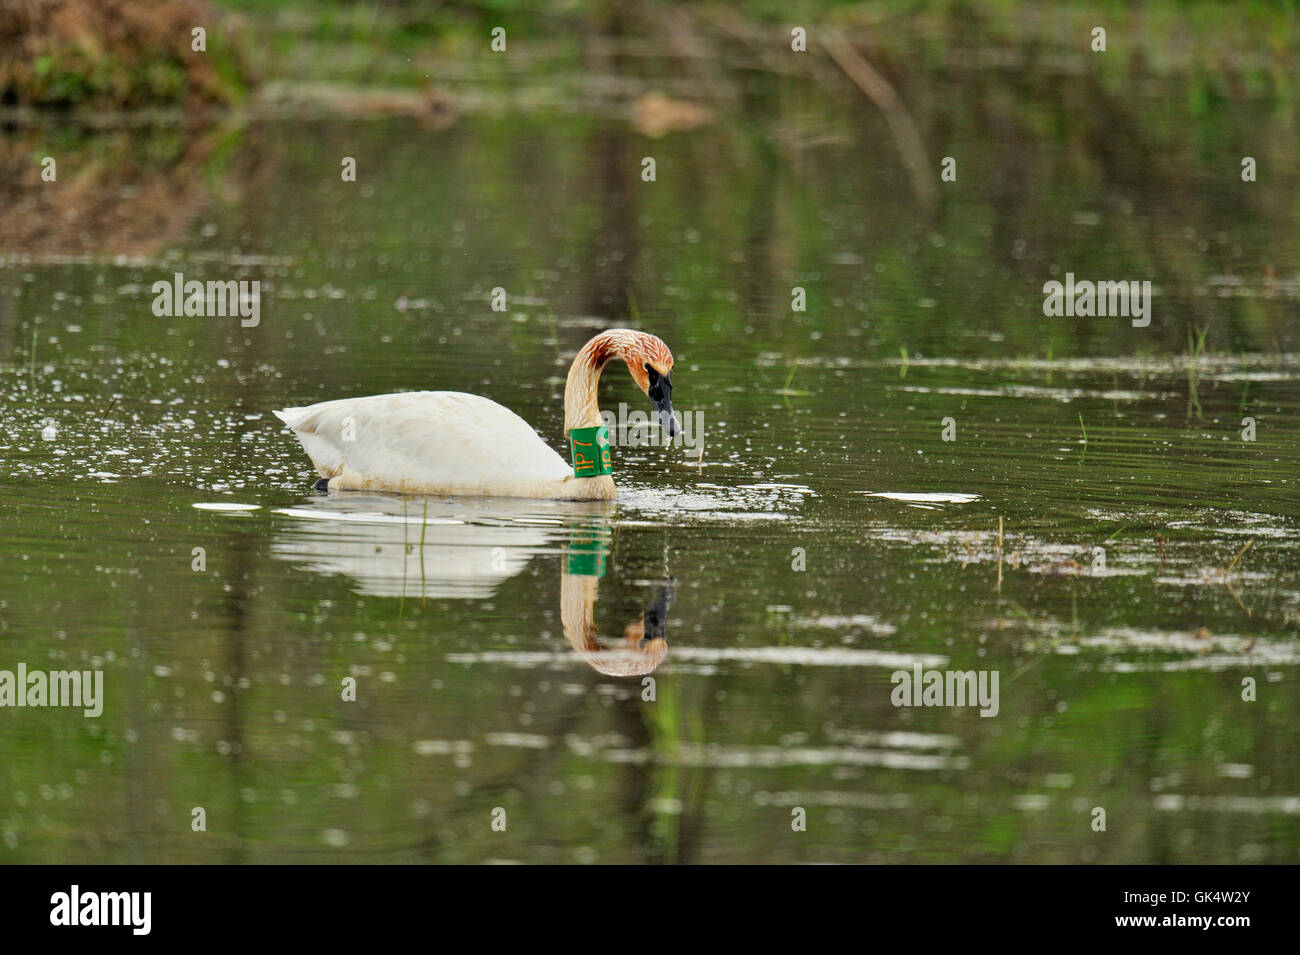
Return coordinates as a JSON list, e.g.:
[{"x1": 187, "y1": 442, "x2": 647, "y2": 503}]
[{"x1": 0, "y1": 0, "x2": 248, "y2": 109}]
